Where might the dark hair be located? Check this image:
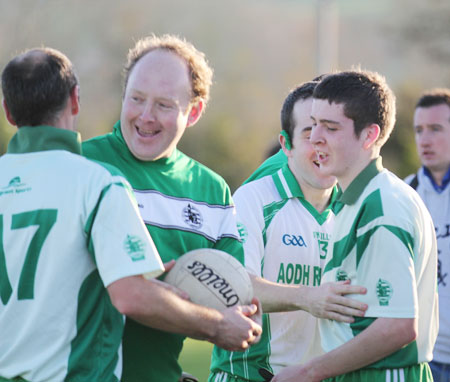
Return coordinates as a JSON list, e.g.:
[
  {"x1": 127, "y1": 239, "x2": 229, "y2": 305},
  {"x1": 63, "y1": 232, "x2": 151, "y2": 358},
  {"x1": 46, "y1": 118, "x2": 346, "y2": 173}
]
[
  {"x1": 123, "y1": 34, "x2": 213, "y2": 106},
  {"x1": 313, "y1": 70, "x2": 396, "y2": 147},
  {"x1": 415, "y1": 88, "x2": 450, "y2": 109},
  {"x1": 1, "y1": 47, "x2": 78, "y2": 127},
  {"x1": 281, "y1": 81, "x2": 319, "y2": 141}
]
